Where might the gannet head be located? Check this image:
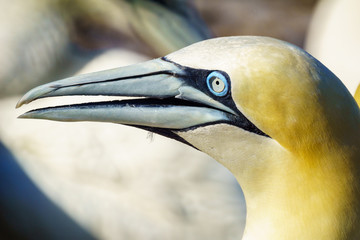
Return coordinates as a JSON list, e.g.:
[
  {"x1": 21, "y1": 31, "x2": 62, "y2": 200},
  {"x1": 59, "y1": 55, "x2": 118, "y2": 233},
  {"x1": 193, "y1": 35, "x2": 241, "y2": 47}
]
[
  {"x1": 166, "y1": 37, "x2": 360, "y2": 159},
  {"x1": 17, "y1": 36, "x2": 360, "y2": 239}
]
